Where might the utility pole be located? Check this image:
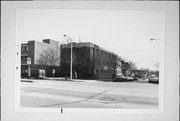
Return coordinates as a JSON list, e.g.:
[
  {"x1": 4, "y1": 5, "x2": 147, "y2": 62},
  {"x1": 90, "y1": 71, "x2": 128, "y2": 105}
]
[{"x1": 63, "y1": 34, "x2": 73, "y2": 80}]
